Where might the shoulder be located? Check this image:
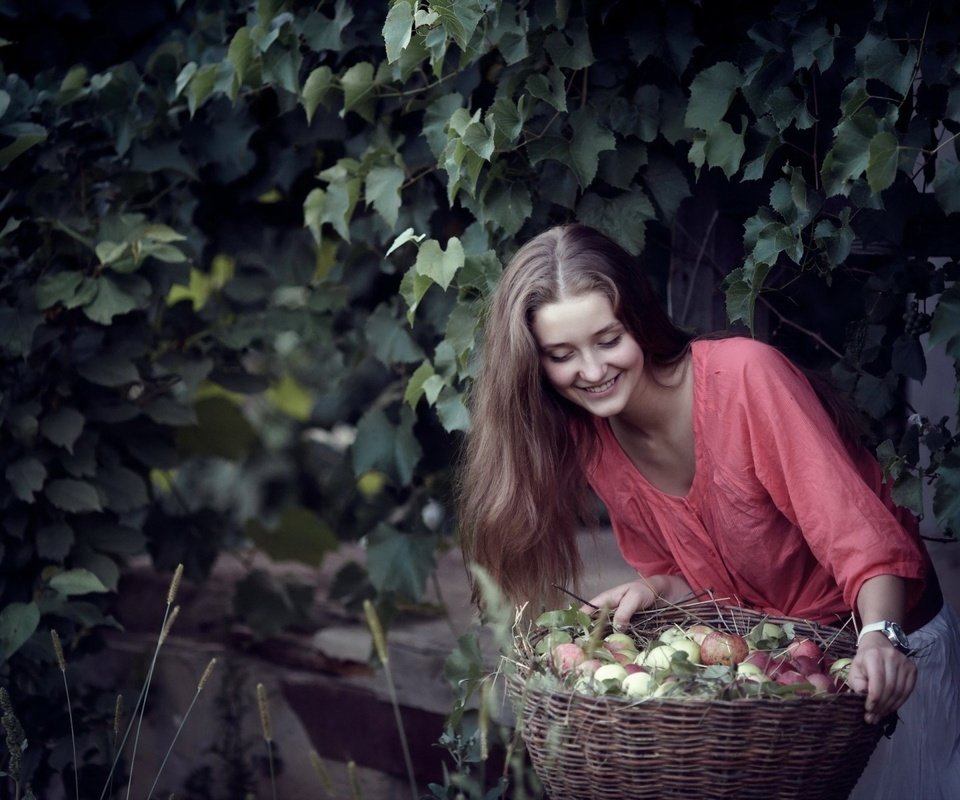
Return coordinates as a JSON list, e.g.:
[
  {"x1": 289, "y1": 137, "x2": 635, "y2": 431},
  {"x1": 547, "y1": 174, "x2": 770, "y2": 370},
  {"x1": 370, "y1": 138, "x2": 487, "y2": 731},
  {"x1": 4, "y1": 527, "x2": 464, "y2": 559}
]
[{"x1": 693, "y1": 336, "x2": 797, "y2": 377}]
